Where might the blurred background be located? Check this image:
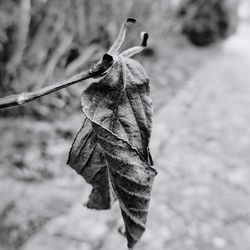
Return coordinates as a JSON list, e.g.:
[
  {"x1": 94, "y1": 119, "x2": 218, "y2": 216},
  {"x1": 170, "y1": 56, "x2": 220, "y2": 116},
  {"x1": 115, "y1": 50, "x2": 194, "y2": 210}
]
[{"x1": 0, "y1": 0, "x2": 250, "y2": 249}]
